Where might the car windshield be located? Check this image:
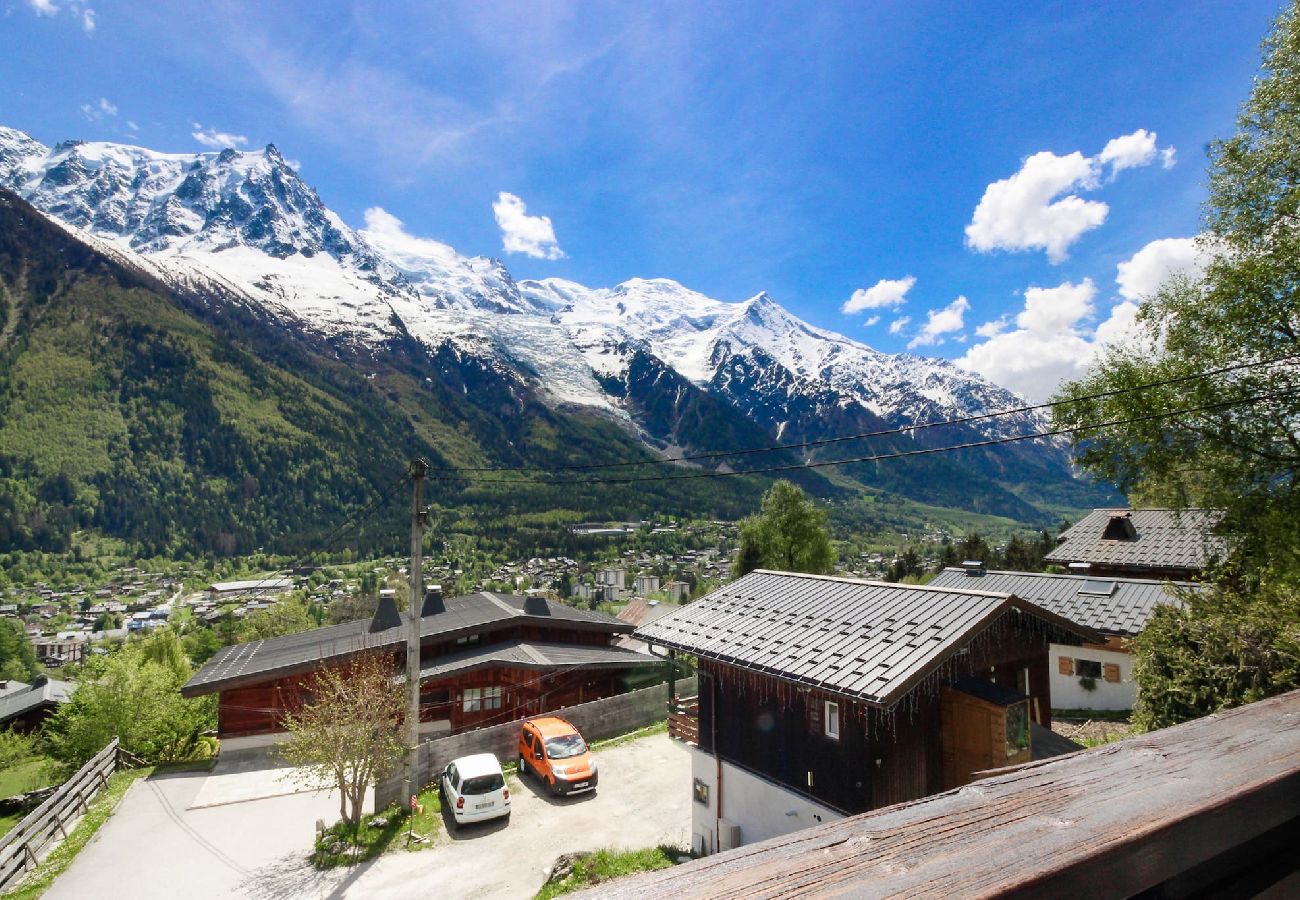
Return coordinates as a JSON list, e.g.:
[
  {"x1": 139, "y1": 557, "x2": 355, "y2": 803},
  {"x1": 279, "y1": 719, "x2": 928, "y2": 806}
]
[
  {"x1": 544, "y1": 734, "x2": 588, "y2": 759},
  {"x1": 460, "y1": 773, "x2": 505, "y2": 795}
]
